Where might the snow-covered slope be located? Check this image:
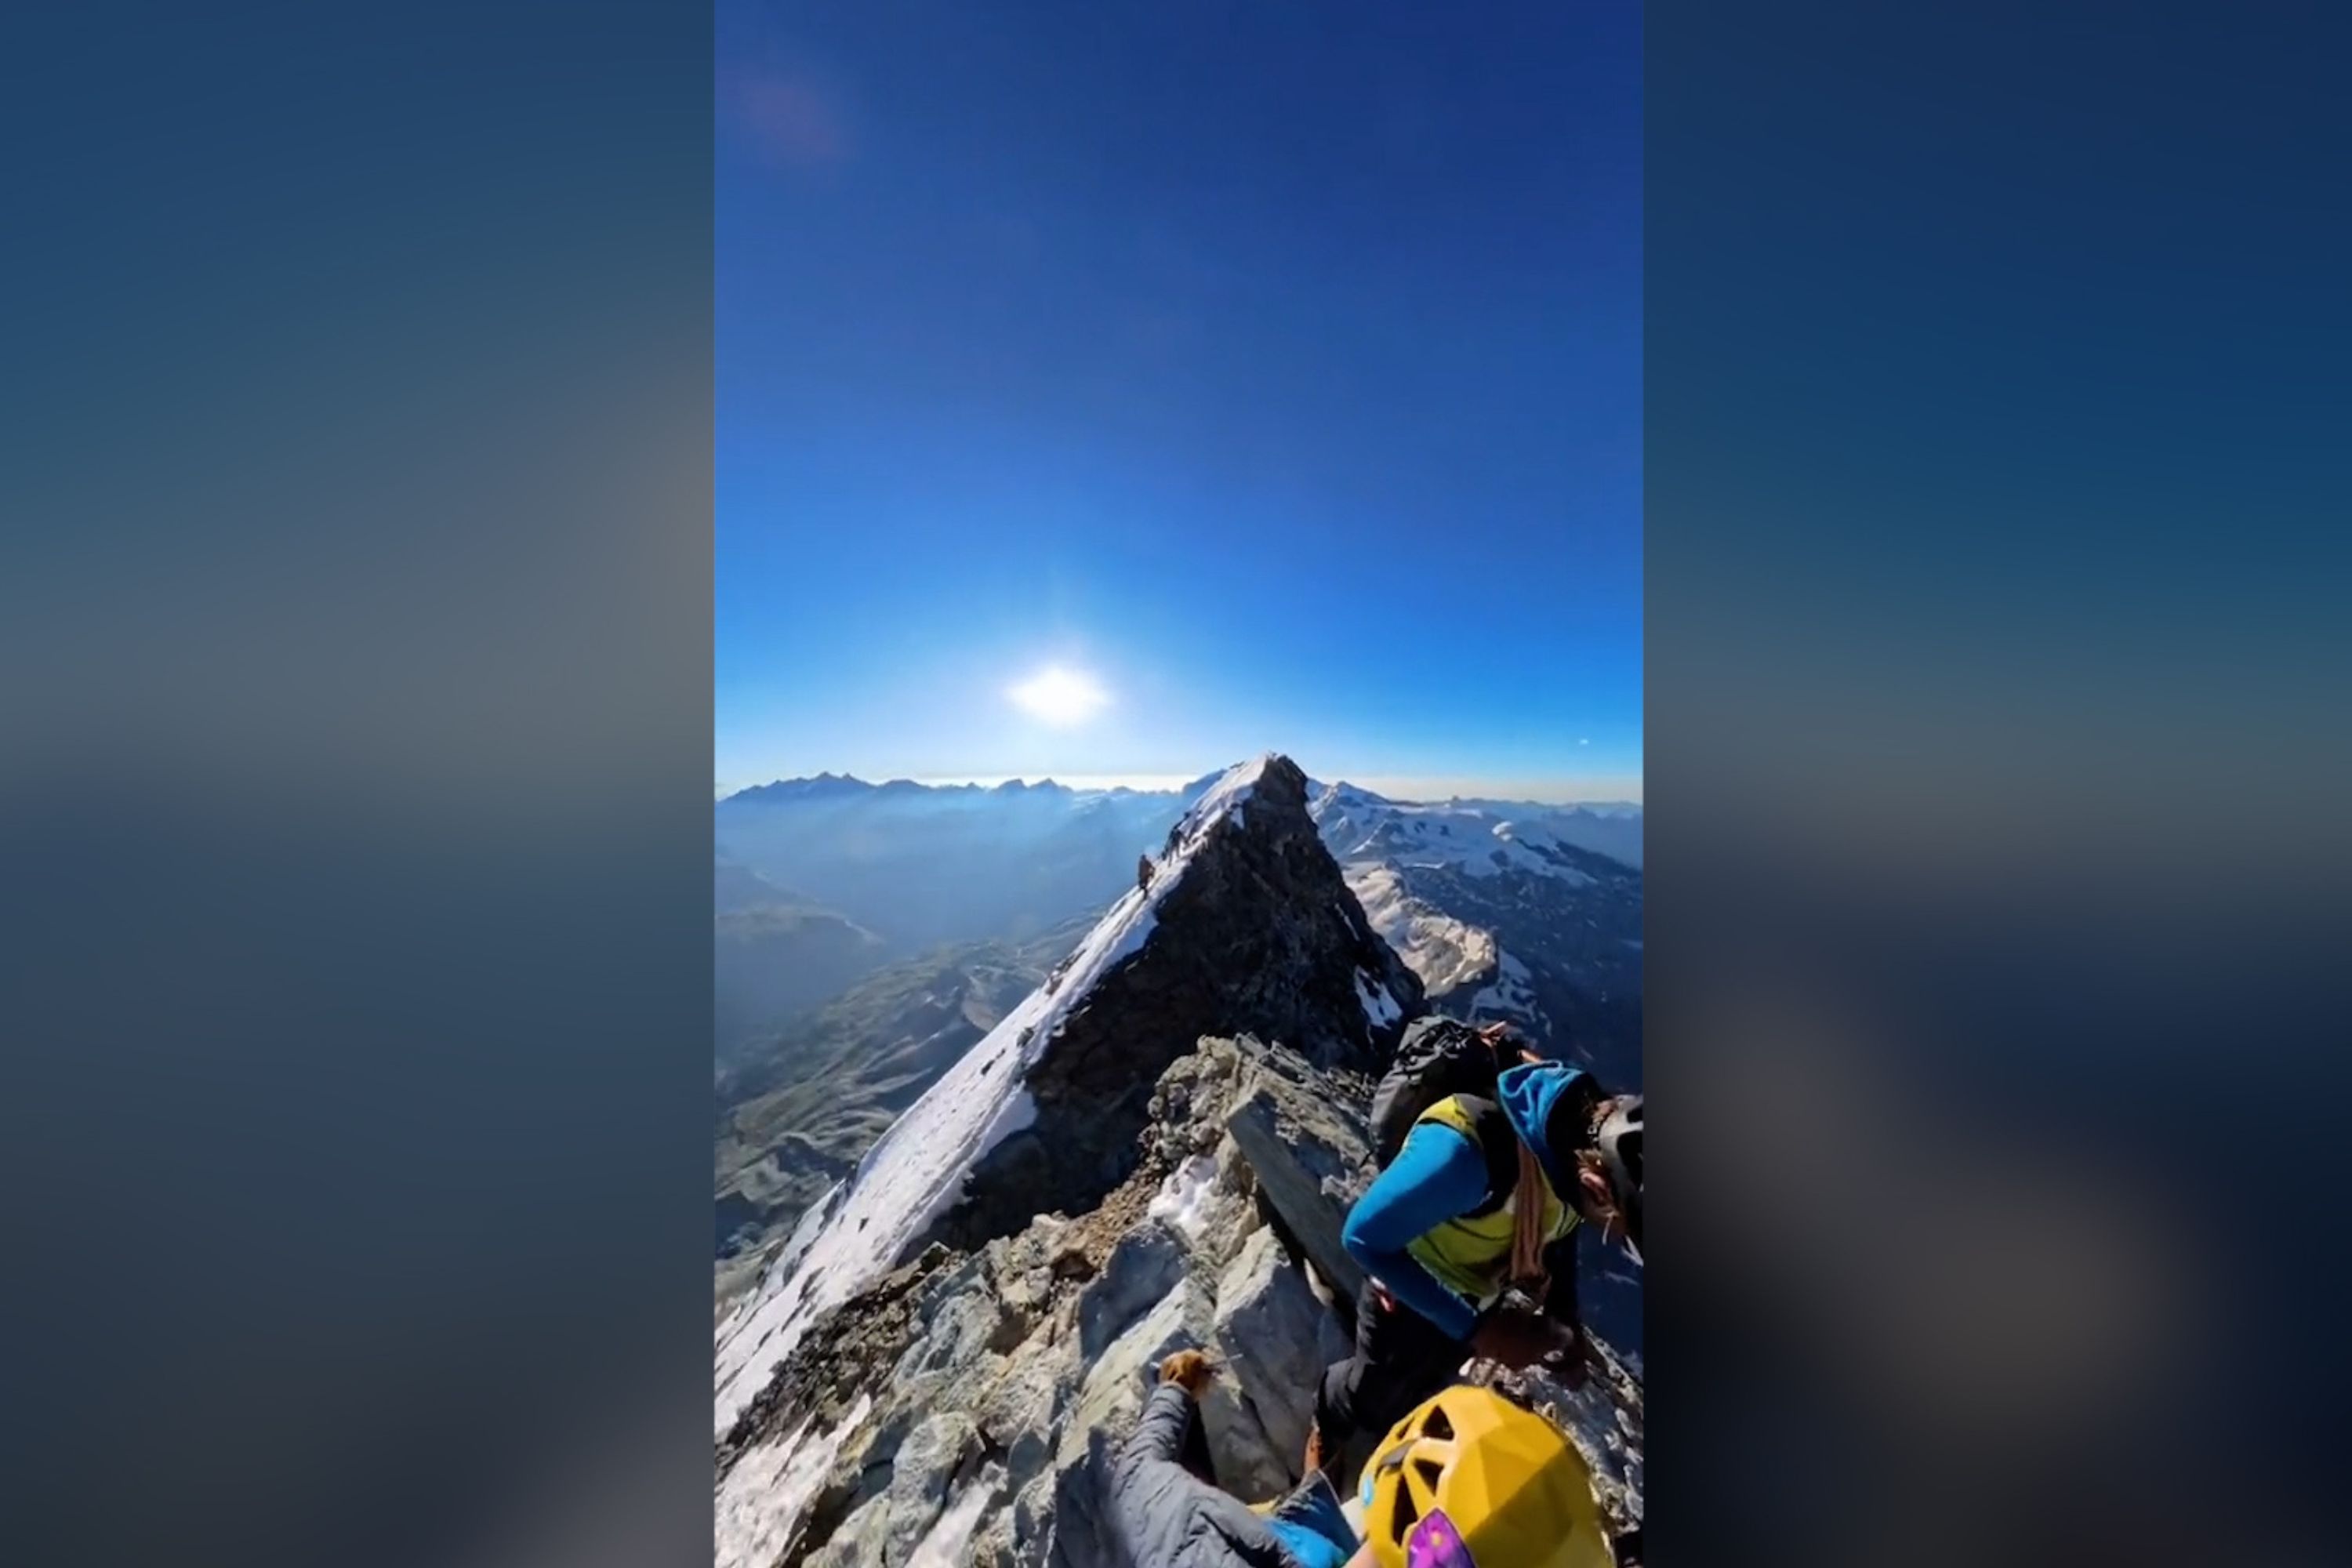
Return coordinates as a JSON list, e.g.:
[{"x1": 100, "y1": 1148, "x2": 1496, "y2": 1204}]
[
  {"x1": 1345, "y1": 860, "x2": 1499, "y2": 996},
  {"x1": 1308, "y1": 779, "x2": 1638, "y2": 878},
  {"x1": 1308, "y1": 779, "x2": 1642, "y2": 1089},
  {"x1": 714, "y1": 757, "x2": 1283, "y2": 1432}
]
